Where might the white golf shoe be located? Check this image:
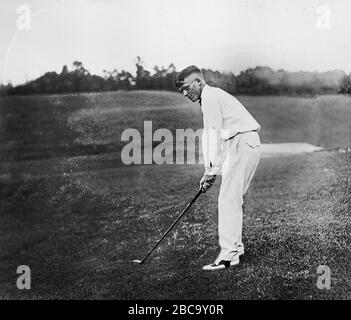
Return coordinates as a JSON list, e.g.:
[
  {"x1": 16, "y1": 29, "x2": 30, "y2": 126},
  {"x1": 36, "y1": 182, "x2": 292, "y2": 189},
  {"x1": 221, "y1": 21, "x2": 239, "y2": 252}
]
[{"x1": 202, "y1": 252, "x2": 240, "y2": 271}]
